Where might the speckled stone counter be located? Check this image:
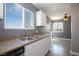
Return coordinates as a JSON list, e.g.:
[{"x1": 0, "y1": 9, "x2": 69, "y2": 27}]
[{"x1": 0, "y1": 34, "x2": 51, "y2": 55}]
